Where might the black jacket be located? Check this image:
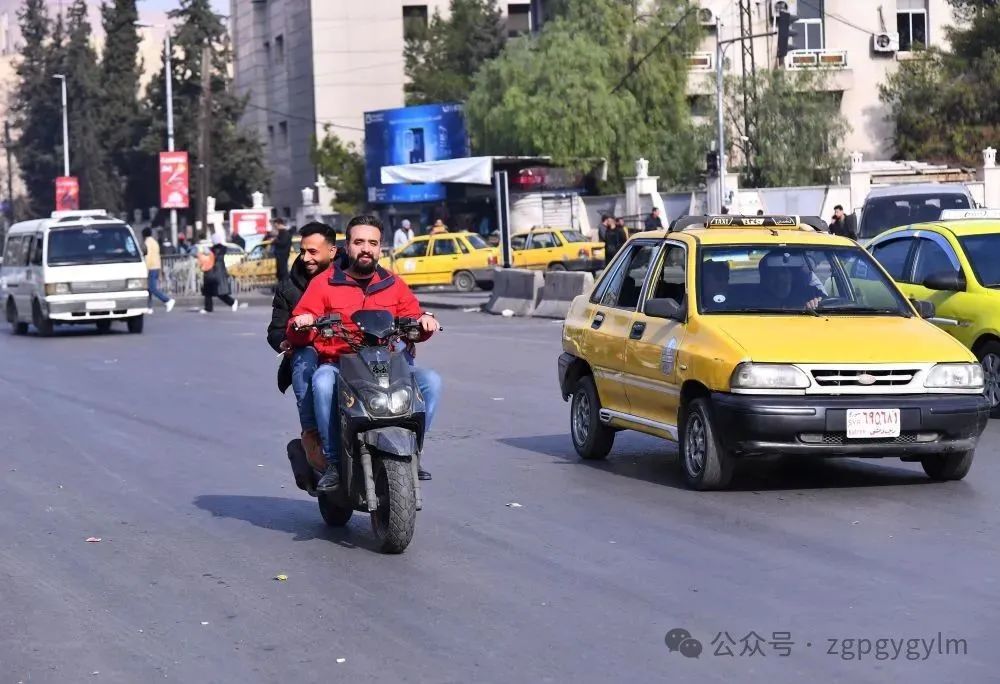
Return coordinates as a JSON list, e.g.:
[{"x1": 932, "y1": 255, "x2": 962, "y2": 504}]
[
  {"x1": 273, "y1": 229, "x2": 293, "y2": 257},
  {"x1": 603, "y1": 226, "x2": 627, "y2": 257},
  {"x1": 202, "y1": 243, "x2": 231, "y2": 297},
  {"x1": 269, "y1": 256, "x2": 311, "y2": 393}
]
